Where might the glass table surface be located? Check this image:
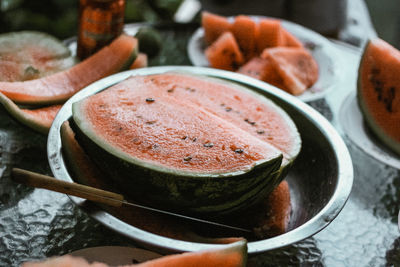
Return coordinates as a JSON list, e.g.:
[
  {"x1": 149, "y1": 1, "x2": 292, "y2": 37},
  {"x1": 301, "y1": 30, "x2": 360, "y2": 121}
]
[{"x1": 0, "y1": 23, "x2": 399, "y2": 267}]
